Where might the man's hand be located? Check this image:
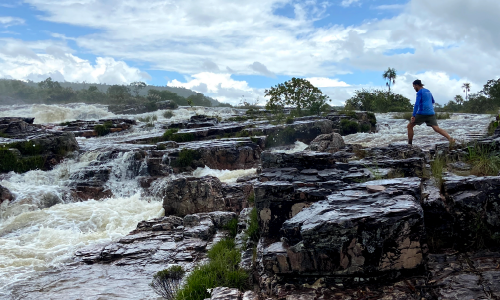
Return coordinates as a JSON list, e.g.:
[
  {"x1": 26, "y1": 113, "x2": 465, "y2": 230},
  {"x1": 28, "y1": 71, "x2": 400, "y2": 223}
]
[{"x1": 410, "y1": 116, "x2": 415, "y2": 123}]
